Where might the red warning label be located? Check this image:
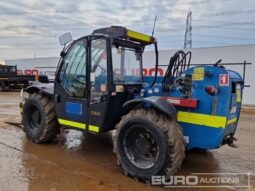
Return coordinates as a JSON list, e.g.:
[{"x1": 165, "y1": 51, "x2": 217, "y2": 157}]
[{"x1": 219, "y1": 74, "x2": 230, "y2": 86}]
